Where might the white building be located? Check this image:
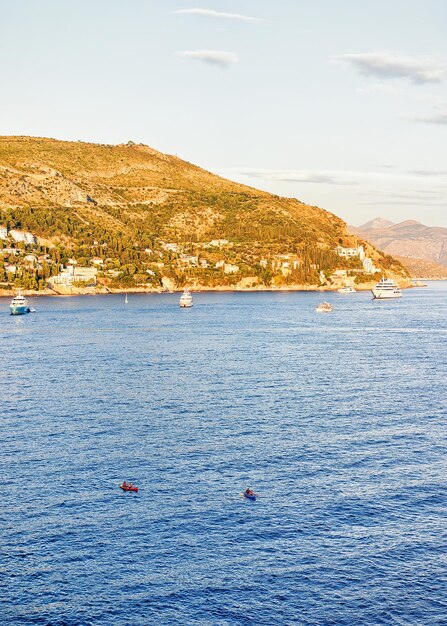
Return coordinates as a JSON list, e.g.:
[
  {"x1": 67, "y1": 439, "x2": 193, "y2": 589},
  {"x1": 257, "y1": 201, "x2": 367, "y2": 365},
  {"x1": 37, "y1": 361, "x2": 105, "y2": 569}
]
[
  {"x1": 209, "y1": 239, "x2": 229, "y2": 247},
  {"x1": 335, "y1": 245, "x2": 365, "y2": 259},
  {"x1": 362, "y1": 257, "x2": 378, "y2": 273},
  {"x1": 161, "y1": 242, "x2": 179, "y2": 253},
  {"x1": 179, "y1": 255, "x2": 198, "y2": 266},
  {"x1": 50, "y1": 265, "x2": 98, "y2": 285},
  {"x1": 1, "y1": 247, "x2": 18, "y2": 256},
  {"x1": 23, "y1": 254, "x2": 38, "y2": 266},
  {"x1": 224, "y1": 263, "x2": 239, "y2": 274},
  {"x1": 0, "y1": 226, "x2": 8, "y2": 240},
  {"x1": 9, "y1": 230, "x2": 37, "y2": 245},
  {"x1": 332, "y1": 269, "x2": 348, "y2": 278}
]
